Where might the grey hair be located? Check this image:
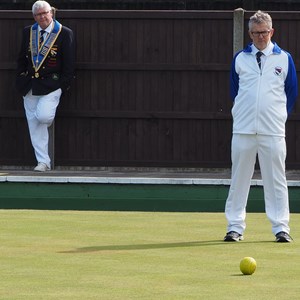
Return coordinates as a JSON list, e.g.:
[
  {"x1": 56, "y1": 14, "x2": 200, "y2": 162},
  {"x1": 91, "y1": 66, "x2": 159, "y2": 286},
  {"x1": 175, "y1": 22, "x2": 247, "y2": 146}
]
[
  {"x1": 248, "y1": 10, "x2": 272, "y2": 30},
  {"x1": 32, "y1": 1, "x2": 51, "y2": 14}
]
